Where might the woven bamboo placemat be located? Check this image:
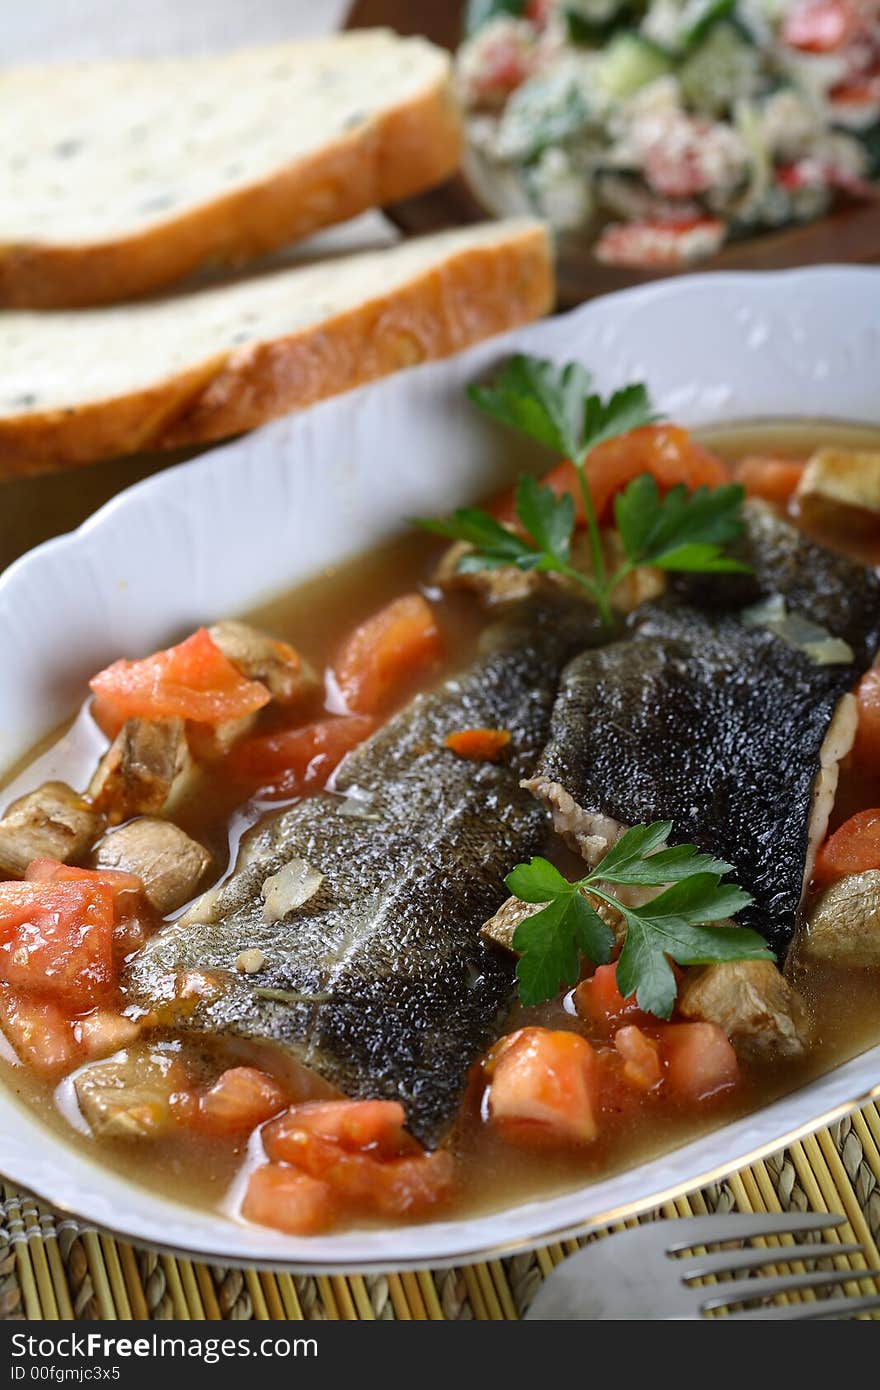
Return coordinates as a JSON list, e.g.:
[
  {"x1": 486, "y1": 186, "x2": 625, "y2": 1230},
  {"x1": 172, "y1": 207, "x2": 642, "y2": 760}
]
[{"x1": 2, "y1": 1103, "x2": 879, "y2": 1319}]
